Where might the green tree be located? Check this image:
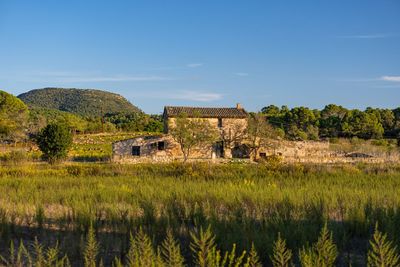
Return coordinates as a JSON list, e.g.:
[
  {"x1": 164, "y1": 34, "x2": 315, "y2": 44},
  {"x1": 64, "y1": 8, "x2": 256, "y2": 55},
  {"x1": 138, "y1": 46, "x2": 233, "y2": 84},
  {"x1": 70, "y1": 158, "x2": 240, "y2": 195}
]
[
  {"x1": 270, "y1": 233, "x2": 292, "y2": 267},
  {"x1": 245, "y1": 243, "x2": 262, "y2": 267},
  {"x1": 36, "y1": 123, "x2": 73, "y2": 164},
  {"x1": 366, "y1": 108, "x2": 395, "y2": 137},
  {"x1": 0, "y1": 90, "x2": 29, "y2": 142},
  {"x1": 160, "y1": 230, "x2": 185, "y2": 267},
  {"x1": 319, "y1": 104, "x2": 348, "y2": 138},
  {"x1": 367, "y1": 224, "x2": 400, "y2": 267},
  {"x1": 126, "y1": 229, "x2": 159, "y2": 267},
  {"x1": 283, "y1": 107, "x2": 319, "y2": 140},
  {"x1": 261, "y1": 105, "x2": 287, "y2": 130},
  {"x1": 84, "y1": 224, "x2": 99, "y2": 267},
  {"x1": 190, "y1": 226, "x2": 216, "y2": 267},
  {"x1": 300, "y1": 224, "x2": 337, "y2": 267},
  {"x1": 169, "y1": 113, "x2": 219, "y2": 162},
  {"x1": 342, "y1": 110, "x2": 384, "y2": 139}
]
